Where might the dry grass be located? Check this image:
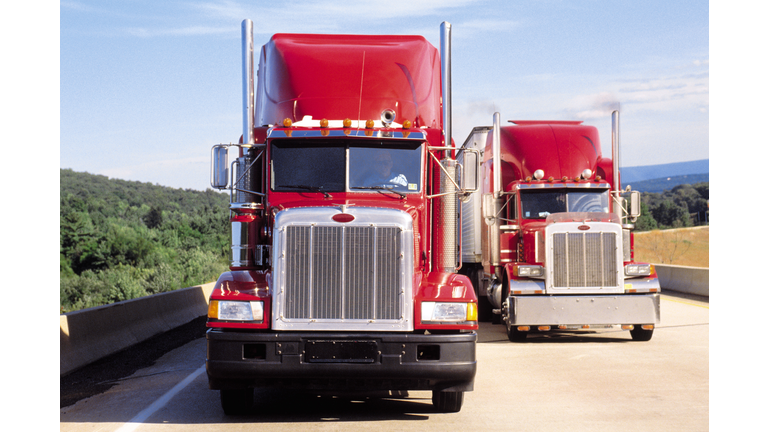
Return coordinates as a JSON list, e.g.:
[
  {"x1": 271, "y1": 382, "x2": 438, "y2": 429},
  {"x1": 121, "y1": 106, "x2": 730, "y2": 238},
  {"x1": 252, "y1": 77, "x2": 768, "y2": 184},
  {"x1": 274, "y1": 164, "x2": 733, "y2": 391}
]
[{"x1": 633, "y1": 226, "x2": 709, "y2": 268}]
